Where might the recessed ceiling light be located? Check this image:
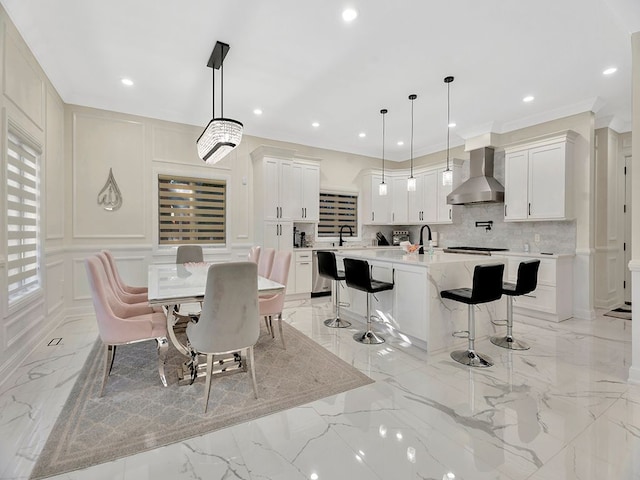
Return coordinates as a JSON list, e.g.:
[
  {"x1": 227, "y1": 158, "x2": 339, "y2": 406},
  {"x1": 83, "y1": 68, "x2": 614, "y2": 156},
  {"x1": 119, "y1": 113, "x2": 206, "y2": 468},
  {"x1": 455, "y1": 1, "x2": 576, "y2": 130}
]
[
  {"x1": 448, "y1": 122, "x2": 456, "y2": 128},
  {"x1": 312, "y1": 122, "x2": 320, "y2": 128},
  {"x1": 121, "y1": 78, "x2": 134, "y2": 86},
  {"x1": 603, "y1": 67, "x2": 617, "y2": 75},
  {"x1": 253, "y1": 108, "x2": 263, "y2": 115},
  {"x1": 342, "y1": 8, "x2": 358, "y2": 22},
  {"x1": 359, "y1": 132, "x2": 366, "y2": 138},
  {"x1": 523, "y1": 95, "x2": 534, "y2": 103},
  {"x1": 397, "y1": 141, "x2": 404, "y2": 146}
]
